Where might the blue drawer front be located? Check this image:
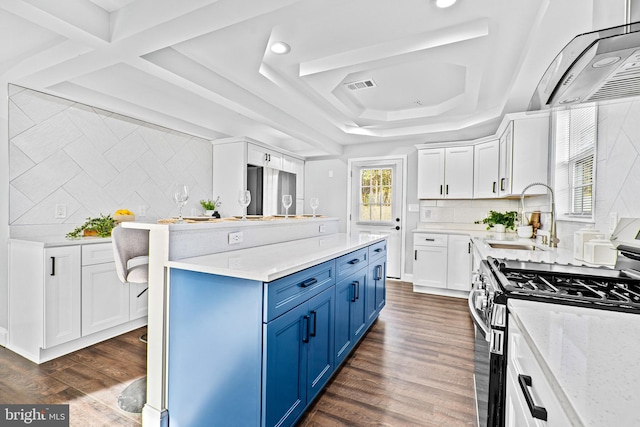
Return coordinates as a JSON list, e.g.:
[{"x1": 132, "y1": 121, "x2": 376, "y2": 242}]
[
  {"x1": 368, "y1": 240, "x2": 387, "y2": 261},
  {"x1": 336, "y1": 248, "x2": 368, "y2": 281},
  {"x1": 264, "y1": 260, "x2": 335, "y2": 322}
]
